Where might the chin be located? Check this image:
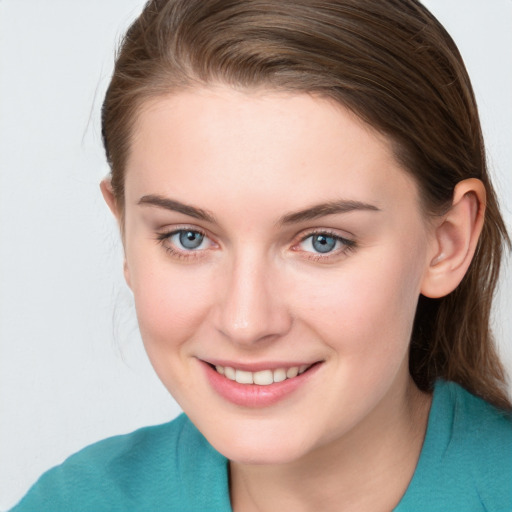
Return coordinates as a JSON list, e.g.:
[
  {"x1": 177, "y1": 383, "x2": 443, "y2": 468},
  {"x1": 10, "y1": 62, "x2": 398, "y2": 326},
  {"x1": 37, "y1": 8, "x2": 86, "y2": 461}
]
[
  {"x1": 207, "y1": 424, "x2": 316, "y2": 466},
  {"x1": 224, "y1": 444, "x2": 309, "y2": 466}
]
